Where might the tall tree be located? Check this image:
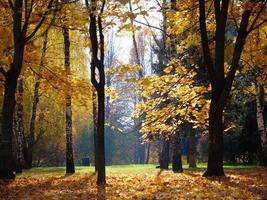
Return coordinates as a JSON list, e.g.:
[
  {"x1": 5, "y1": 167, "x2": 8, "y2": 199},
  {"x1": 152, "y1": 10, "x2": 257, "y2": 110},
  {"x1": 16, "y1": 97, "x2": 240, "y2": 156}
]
[
  {"x1": 198, "y1": 0, "x2": 267, "y2": 176},
  {"x1": 0, "y1": 0, "x2": 55, "y2": 179},
  {"x1": 62, "y1": 26, "x2": 75, "y2": 174},
  {"x1": 13, "y1": 79, "x2": 25, "y2": 173},
  {"x1": 86, "y1": 0, "x2": 106, "y2": 185},
  {"x1": 27, "y1": 29, "x2": 49, "y2": 169},
  {"x1": 255, "y1": 81, "x2": 267, "y2": 165},
  {"x1": 128, "y1": 0, "x2": 146, "y2": 164}
]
